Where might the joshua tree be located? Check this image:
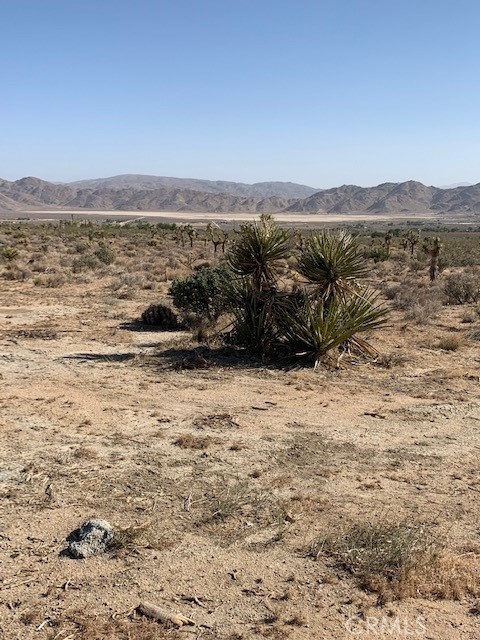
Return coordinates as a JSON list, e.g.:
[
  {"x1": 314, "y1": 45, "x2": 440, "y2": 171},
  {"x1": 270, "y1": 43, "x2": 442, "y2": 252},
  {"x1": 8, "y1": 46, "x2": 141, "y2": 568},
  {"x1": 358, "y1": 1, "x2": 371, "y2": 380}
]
[
  {"x1": 185, "y1": 224, "x2": 197, "y2": 248},
  {"x1": 423, "y1": 236, "x2": 442, "y2": 281},
  {"x1": 293, "y1": 229, "x2": 305, "y2": 251},
  {"x1": 175, "y1": 225, "x2": 187, "y2": 247},
  {"x1": 220, "y1": 230, "x2": 228, "y2": 253},
  {"x1": 383, "y1": 231, "x2": 393, "y2": 255},
  {"x1": 404, "y1": 229, "x2": 420, "y2": 256}
]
